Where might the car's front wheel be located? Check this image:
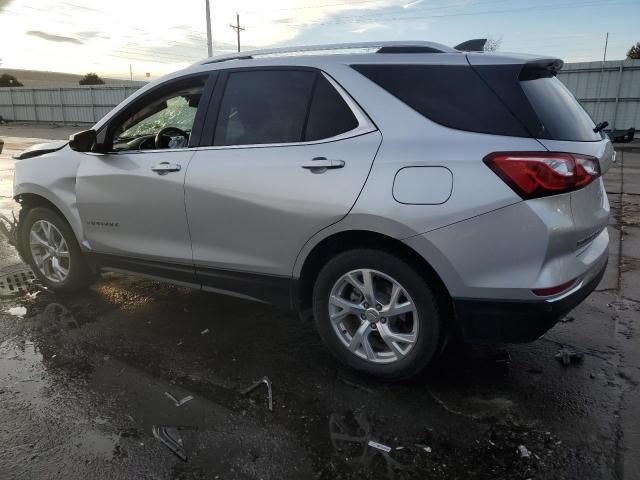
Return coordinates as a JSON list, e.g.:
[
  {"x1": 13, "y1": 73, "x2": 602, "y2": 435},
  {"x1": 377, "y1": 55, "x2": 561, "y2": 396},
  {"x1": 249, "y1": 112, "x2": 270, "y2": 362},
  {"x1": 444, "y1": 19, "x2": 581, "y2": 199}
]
[
  {"x1": 21, "y1": 207, "x2": 94, "y2": 292},
  {"x1": 313, "y1": 249, "x2": 443, "y2": 381}
]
